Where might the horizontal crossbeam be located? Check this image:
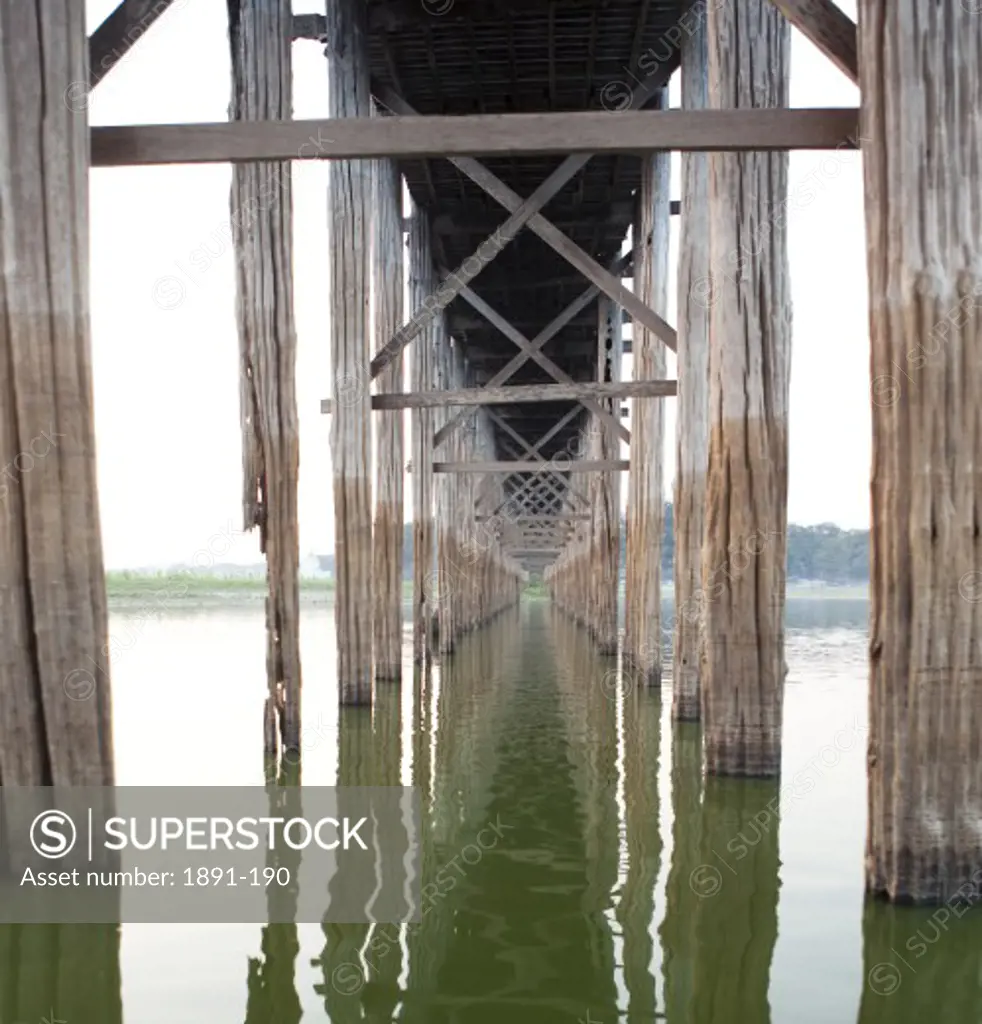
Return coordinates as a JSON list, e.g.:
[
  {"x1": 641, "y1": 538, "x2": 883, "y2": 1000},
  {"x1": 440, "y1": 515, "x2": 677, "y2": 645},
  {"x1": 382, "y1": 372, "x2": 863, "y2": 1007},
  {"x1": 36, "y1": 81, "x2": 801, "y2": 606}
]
[
  {"x1": 321, "y1": 380, "x2": 675, "y2": 413},
  {"x1": 90, "y1": 109, "x2": 860, "y2": 166},
  {"x1": 435, "y1": 461, "x2": 629, "y2": 473}
]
